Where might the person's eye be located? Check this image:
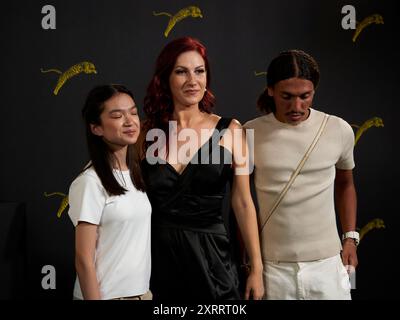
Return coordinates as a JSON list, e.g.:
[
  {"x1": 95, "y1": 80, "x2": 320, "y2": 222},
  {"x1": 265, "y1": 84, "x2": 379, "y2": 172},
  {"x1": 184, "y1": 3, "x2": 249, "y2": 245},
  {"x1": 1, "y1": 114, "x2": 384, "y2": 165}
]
[
  {"x1": 195, "y1": 69, "x2": 205, "y2": 74},
  {"x1": 301, "y1": 94, "x2": 310, "y2": 100},
  {"x1": 282, "y1": 95, "x2": 291, "y2": 100},
  {"x1": 111, "y1": 114, "x2": 122, "y2": 118},
  {"x1": 175, "y1": 69, "x2": 185, "y2": 74}
]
